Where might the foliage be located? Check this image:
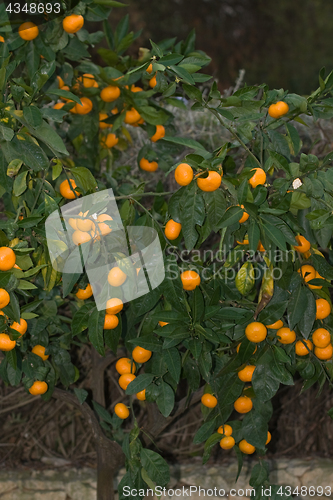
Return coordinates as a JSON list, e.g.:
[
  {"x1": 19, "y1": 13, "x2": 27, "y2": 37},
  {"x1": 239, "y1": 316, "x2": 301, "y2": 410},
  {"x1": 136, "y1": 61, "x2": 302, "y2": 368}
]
[{"x1": 1, "y1": 2, "x2": 333, "y2": 499}]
